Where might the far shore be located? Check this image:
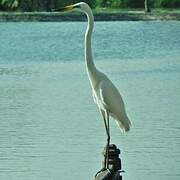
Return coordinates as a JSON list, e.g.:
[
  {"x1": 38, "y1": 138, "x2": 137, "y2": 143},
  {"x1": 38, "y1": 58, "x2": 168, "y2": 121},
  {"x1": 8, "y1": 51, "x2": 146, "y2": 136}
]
[{"x1": 0, "y1": 9, "x2": 180, "y2": 22}]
